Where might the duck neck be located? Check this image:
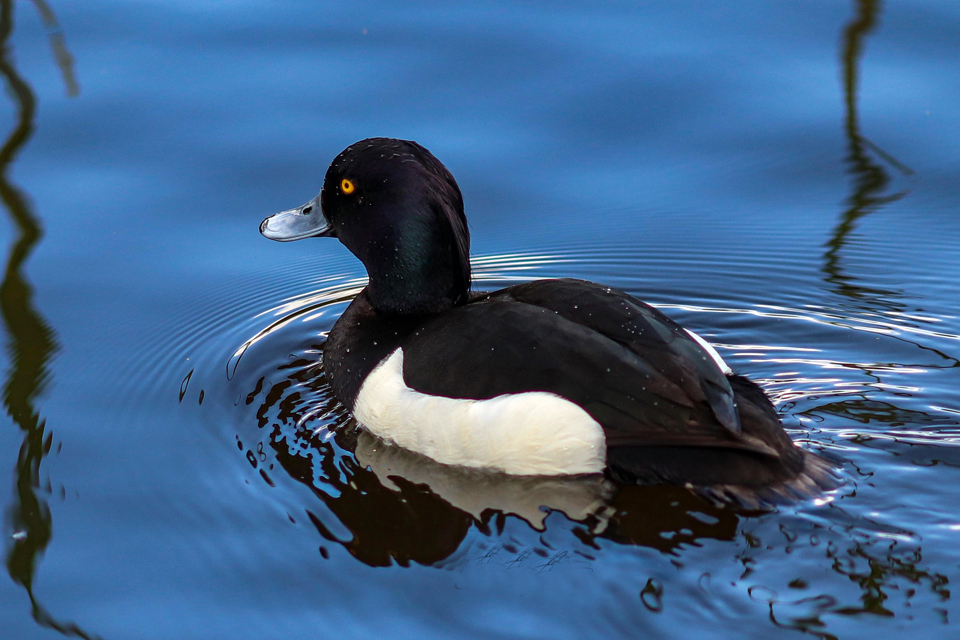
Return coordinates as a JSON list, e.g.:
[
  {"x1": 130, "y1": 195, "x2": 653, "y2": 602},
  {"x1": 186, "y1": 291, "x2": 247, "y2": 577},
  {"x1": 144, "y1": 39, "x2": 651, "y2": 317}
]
[{"x1": 360, "y1": 217, "x2": 471, "y2": 316}]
